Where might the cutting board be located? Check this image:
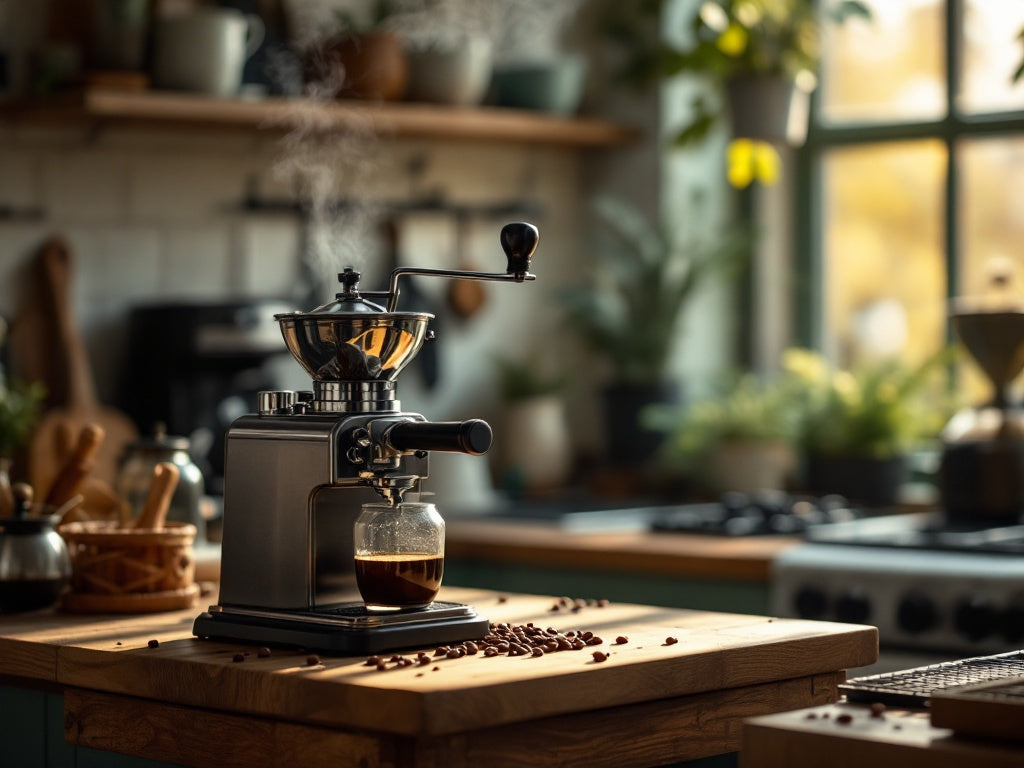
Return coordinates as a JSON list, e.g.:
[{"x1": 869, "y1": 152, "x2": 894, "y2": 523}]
[{"x1": 10, "y1": 236, "x2": 138, "y2": 491}]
